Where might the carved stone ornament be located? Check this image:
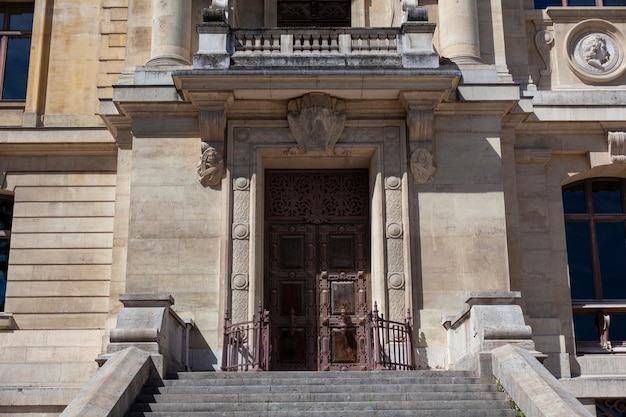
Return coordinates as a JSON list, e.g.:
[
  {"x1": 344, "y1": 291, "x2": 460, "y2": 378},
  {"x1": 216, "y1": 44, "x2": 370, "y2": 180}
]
[
  {"x1": 410, "y1": 147, "x2": 436, "y2": 184},
  {"x1": 287, "y1": 93, "x2": 346, "y2": 154},
  {"x1": 197, "y1": 142, "x2": 224, "y2": 187},
  {"x1": 534, "y1": 29, "x2": 554, "y2": 83},
  {"x1": 609, "y1": 132, "x2": 626, "y2": 164},
  {"x1": 566, "y1": 20, "x2": 626, "y2": 83}
]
